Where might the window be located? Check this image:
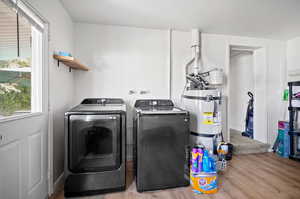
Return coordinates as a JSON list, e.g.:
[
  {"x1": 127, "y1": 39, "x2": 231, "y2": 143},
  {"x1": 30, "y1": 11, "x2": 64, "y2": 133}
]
[{"x1": 0, "y1": 0, "x2": 44, "y2": 118}]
